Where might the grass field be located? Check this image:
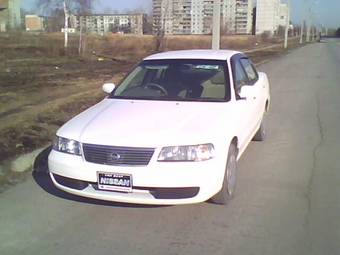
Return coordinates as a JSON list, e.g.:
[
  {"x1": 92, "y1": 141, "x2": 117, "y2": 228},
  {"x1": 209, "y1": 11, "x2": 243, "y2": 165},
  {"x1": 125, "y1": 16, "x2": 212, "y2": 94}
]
[{"x1": 0, "y1": 32, "x2": 302, "y2": 188}]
